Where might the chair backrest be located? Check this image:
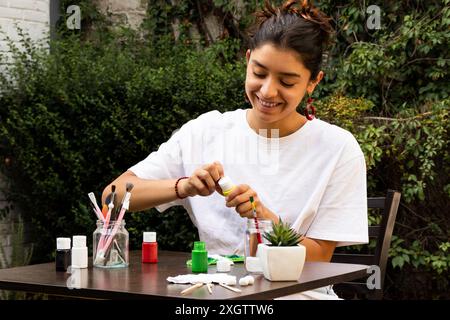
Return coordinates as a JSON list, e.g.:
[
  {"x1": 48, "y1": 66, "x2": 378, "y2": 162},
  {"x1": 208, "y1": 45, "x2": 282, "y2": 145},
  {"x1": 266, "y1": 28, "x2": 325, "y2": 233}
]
[{"x1": 331, "y1": 189, "x2": 401, "y2": 299}]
